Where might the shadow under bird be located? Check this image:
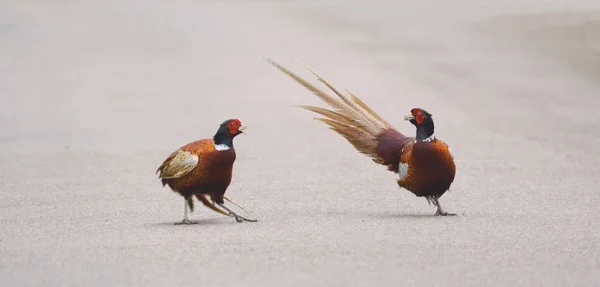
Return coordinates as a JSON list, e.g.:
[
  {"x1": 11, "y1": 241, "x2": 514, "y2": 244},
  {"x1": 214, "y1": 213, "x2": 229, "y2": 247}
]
[
  {"x1": 156, "y1": 119, "x2": 257, "y2": 224},
  {"x1": 267, "y1": 59, "x2": 457, "y2": 216}
]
